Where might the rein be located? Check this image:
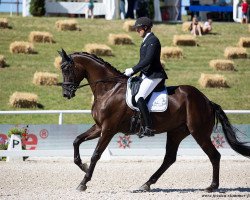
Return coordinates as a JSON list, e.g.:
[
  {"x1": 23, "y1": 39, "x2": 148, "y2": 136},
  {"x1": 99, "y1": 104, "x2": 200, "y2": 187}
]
[{"x1": 77, "y1": 74, "x2": 126, "y2": 89}]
